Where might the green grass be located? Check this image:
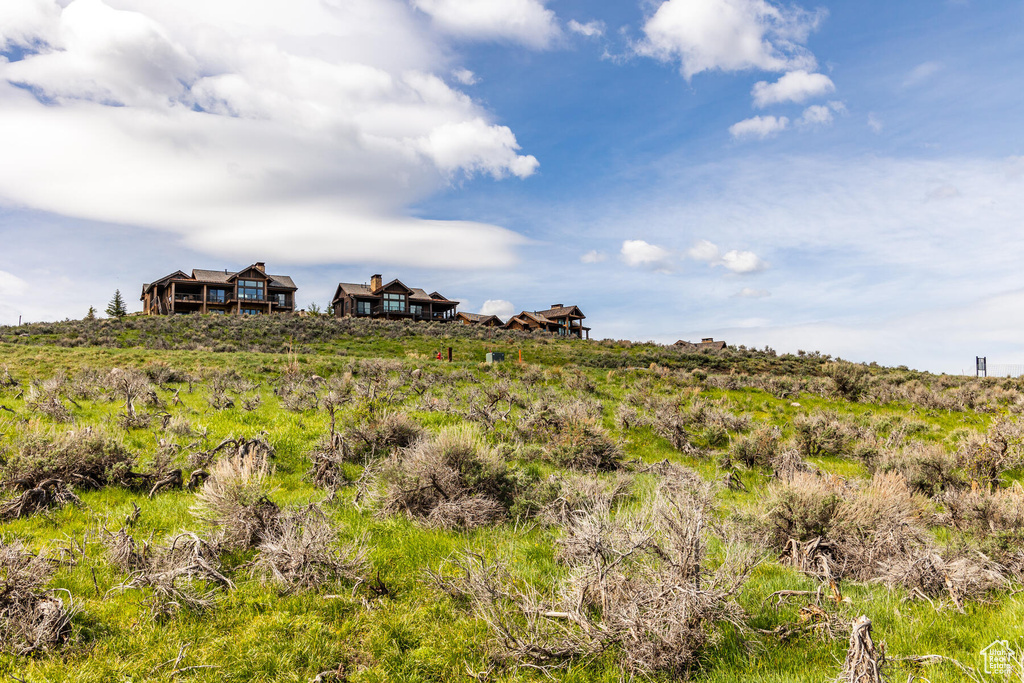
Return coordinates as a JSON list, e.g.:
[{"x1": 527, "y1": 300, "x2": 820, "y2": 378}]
[{"x1": 1, "y1": 319, "x2": 1022, "y2": 682}]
